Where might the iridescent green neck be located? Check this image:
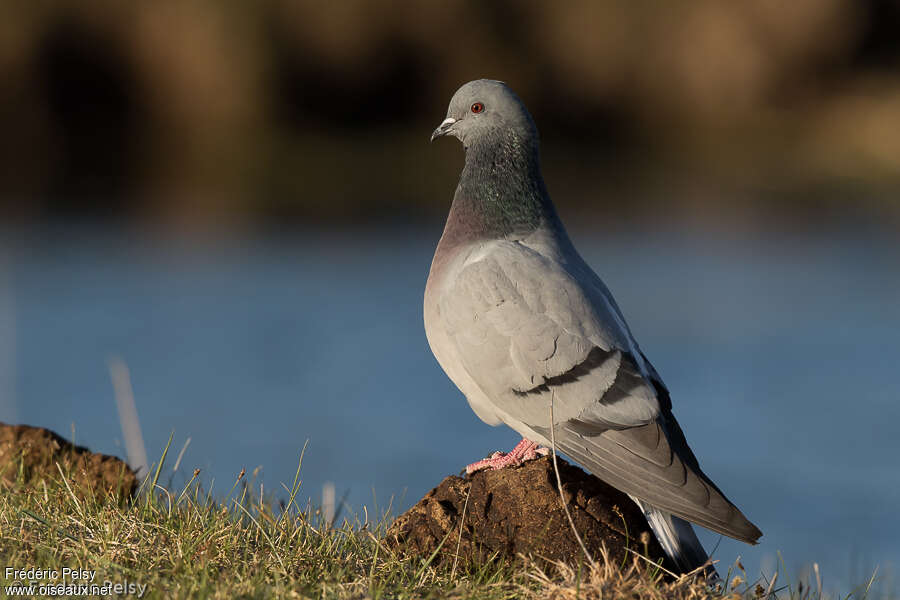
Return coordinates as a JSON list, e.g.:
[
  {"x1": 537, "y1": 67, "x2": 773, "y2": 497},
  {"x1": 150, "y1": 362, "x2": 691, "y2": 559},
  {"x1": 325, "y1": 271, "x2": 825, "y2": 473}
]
[{"x1": 443, "y1": 129, "x2": 554, "y2": 244}]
